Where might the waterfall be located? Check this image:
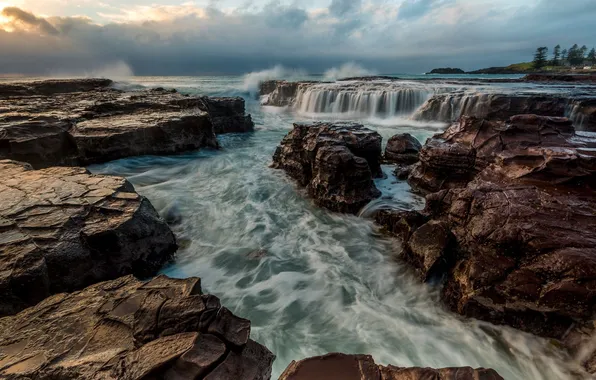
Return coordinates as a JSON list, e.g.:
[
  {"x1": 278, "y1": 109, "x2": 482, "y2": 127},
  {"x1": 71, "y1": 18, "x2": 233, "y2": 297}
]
[
  {"x1": 293, "y1": 83, "x2": 431, "y2": 118},
  {"x1": 412, "y1": 93, "x2": 492, "y2": 122}
]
